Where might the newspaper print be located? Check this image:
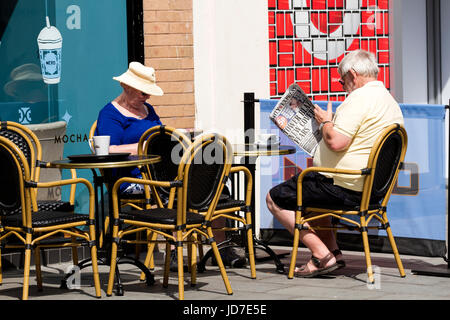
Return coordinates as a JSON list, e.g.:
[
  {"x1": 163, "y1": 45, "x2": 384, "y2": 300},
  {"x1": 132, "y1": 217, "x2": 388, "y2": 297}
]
[{"x1": 269, "y1": 83, "x2": 322, "y2": 155}]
